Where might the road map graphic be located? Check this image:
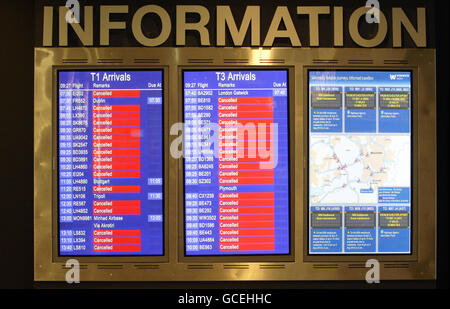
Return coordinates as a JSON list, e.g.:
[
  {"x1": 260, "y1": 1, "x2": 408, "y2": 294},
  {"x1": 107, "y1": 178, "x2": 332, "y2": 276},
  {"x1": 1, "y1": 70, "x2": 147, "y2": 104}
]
[{"x1": 310, "y1": 135, "x2": 410, "y2": 204}]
